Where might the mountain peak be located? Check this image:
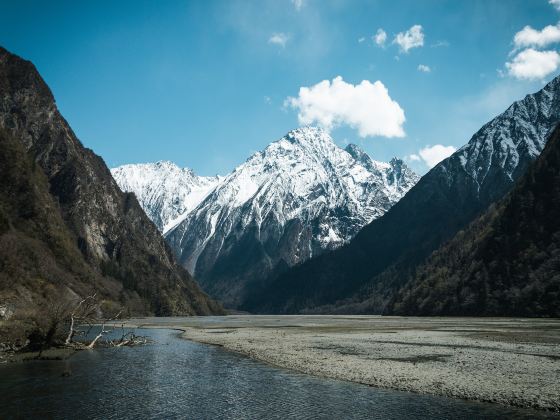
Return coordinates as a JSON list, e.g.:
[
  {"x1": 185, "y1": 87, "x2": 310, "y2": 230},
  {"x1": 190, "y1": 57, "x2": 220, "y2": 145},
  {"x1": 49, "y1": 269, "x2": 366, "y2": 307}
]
[
  {"x1": 285, "y1": 126, "x2": 334, "y2": 147},
  {"x1": 154, "y1": 160, "x2": 180, "y2": 169},
  {"x1": 450, "y1": 71, "x2": 560, "y2": 191}
]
